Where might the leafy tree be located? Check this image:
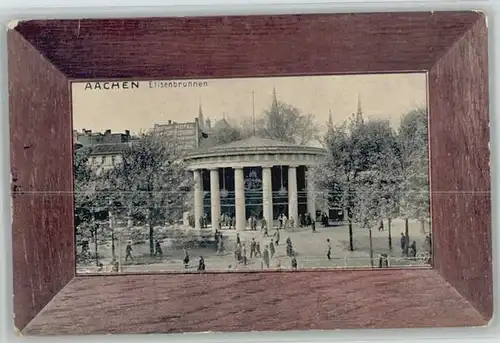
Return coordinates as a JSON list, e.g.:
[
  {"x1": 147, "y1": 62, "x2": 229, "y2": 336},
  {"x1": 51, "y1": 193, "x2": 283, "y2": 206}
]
[
  {"x1": 394, "y1": 108, "x2": 430, "y2": 241},
  {"x1": 314, "y1": 112, "x2": 398, "y2": 251},
  {"x1": 74, "y1": 146, "x2": 95, "y2": 227},
  {"x1": 257, "y1": 89, "x2": 319, "y2": 145},
  {"x1": 313, "y1": 116, "x2": 356, "y2": 250},
  {"x1": 351, "y1": 171, "x2": 382, "y2": 266},
  {"x1": 73, "y1": 146, "x2": 111, "y2": 264},
  {"x1": 210, "y1": 126, "x2": 243, "y2": 145},
  {"x1": 110, "y1": 132, "x2": 192, "y2": 255}
]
